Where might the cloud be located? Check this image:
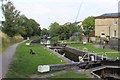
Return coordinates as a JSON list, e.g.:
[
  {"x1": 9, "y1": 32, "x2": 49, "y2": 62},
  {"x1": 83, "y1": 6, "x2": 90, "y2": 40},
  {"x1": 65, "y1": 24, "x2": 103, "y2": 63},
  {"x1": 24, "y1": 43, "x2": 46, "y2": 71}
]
[
  {"x1": 2, "y1": 0, "x2": 120, "y2": 28},
  {"x1": 34, "y1": 0, "x2": 82, "y2": 4},
  {"x1": 13, "y1": 3, "x2": 51, "y2": 15},
  {"x1": 88, "y1": 0, "x2": 119, "y2": 11}
]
